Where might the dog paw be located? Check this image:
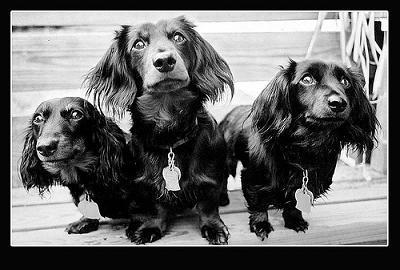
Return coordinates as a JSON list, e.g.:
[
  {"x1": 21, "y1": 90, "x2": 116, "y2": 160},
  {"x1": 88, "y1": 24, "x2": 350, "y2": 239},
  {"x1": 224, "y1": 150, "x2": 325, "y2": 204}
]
[
  {"x1": 201, "y1": 222, "x2": 230, "y2": 245},
  {"x1": 285, "y1": 218, "x2": 309, "y2": 233},
  {"x1": 65, "y1": 218, "x2": 99, "y2": 234},
  {"x1": 250, "y1": 220, "x2": 274, "y2": 241},
  {"x1": 126, "y1": 222, "x2": 162, "y2": 245}
]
